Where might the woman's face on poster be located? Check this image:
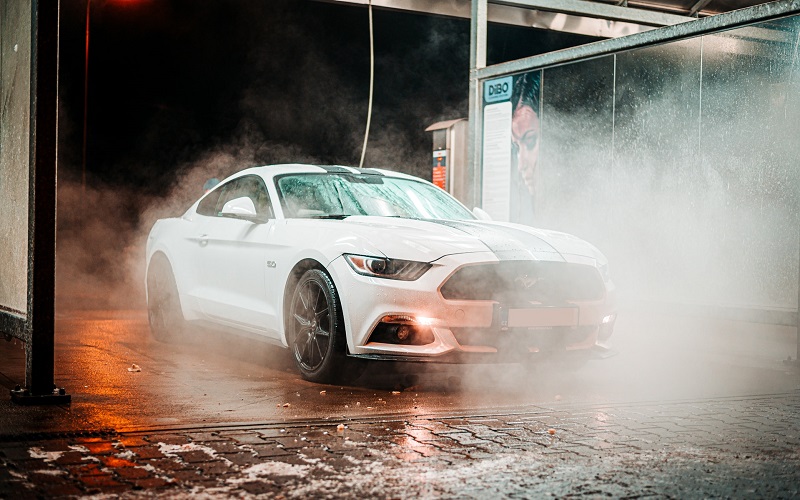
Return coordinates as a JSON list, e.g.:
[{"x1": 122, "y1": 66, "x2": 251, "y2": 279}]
[{"x1": 511, "y1": 104, "x2": 540, "y2": 195}]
